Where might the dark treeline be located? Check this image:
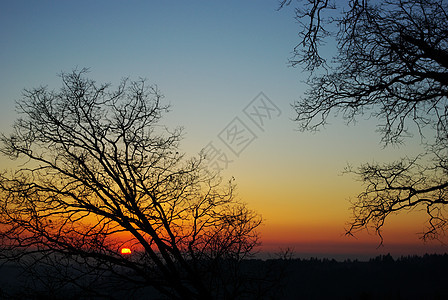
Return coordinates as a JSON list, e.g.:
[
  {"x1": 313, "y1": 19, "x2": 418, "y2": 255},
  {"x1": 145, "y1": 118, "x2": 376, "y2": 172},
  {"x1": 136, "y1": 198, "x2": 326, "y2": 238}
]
[
  {"x1": 268, "y1": 253, "x2": 448, "y2": 299},
  {"x1": 1, "y1": 253, "x2": 448, "y2": 299}
]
